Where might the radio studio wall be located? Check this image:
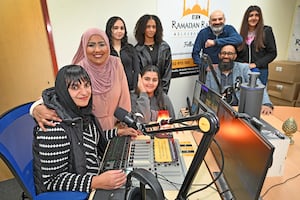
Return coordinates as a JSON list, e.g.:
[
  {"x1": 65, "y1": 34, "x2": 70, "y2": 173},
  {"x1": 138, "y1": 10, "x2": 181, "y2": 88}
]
[{"x1": 46, "y1": 0, "x2": 297, "y2": 113}]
